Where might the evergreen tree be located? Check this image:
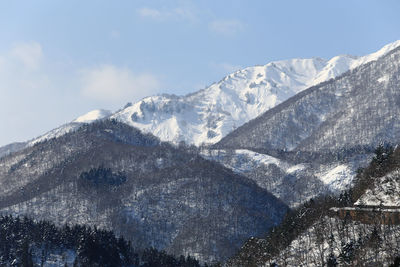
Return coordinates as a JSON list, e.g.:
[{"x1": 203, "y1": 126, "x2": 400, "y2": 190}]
[{"x1": 326, "y1": 252, "x2": 338, "y2": 267}]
